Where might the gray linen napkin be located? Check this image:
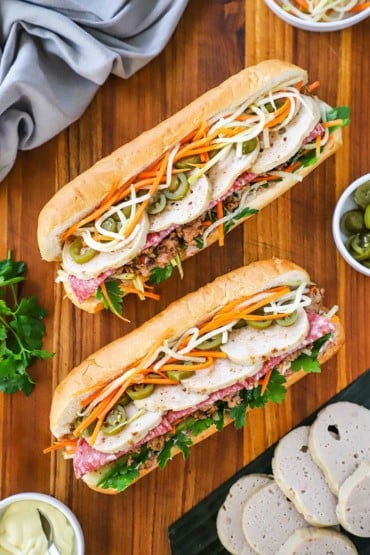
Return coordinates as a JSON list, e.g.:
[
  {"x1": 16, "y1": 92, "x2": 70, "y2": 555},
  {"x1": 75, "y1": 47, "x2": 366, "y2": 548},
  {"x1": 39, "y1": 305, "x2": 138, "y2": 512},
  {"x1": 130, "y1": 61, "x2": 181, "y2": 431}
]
[{"x1": 0, "y1": 0, "x2": 189, "y2": 182}]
